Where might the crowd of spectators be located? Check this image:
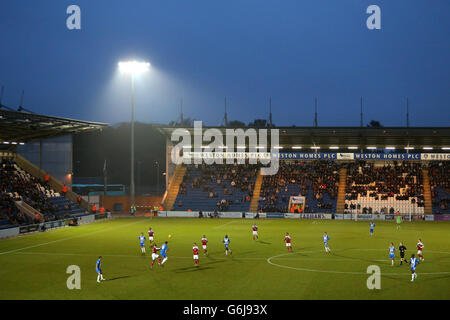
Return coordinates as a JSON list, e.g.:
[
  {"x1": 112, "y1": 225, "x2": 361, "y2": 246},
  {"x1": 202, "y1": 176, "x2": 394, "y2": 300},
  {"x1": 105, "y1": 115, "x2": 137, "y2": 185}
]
[
  {"x1": 429, "y1": 161, "x2": 449, "y2": 213},
  {"x1": 177, "y1": 164, "x2": 257, "y2": 211},
  {"x1": 258, "y1": 160, "x2": 340, "y2": 213},
  {"x1": 0, "y1": 158, "x2": 77, "y2": 223},
  {"x1": 345, "y1": 160, "x2": 425, "y2": 213},
  {"x1": 0, "y1": 193, "x2": 35, "y2": 225}
]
